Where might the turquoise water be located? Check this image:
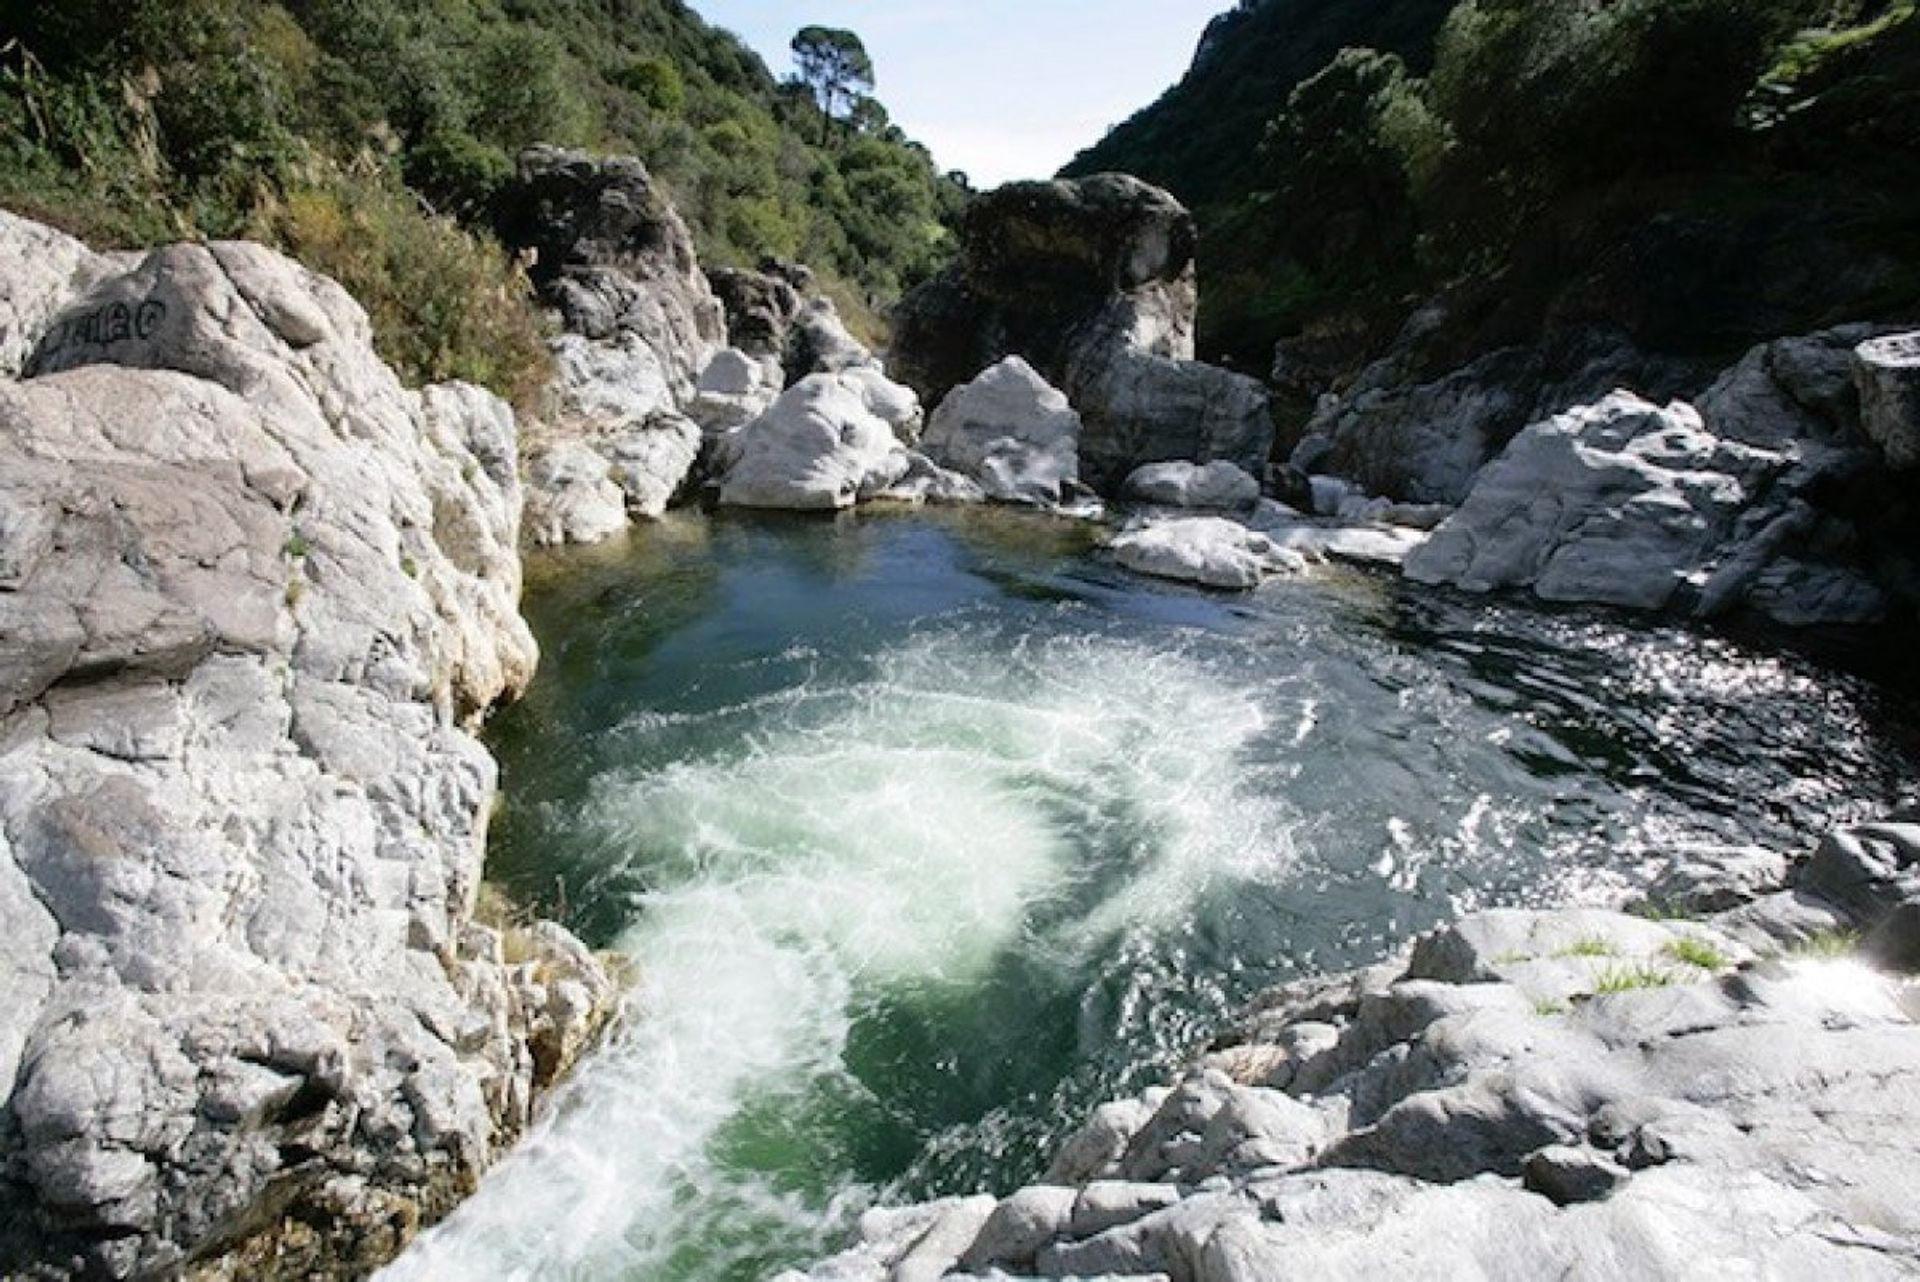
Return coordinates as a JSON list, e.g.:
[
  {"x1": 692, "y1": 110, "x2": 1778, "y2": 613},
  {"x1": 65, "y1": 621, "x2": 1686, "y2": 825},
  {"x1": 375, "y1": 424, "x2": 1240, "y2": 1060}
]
[{"x1": 387, "y1": 507, "x2": 1918, "y2": 1281}]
